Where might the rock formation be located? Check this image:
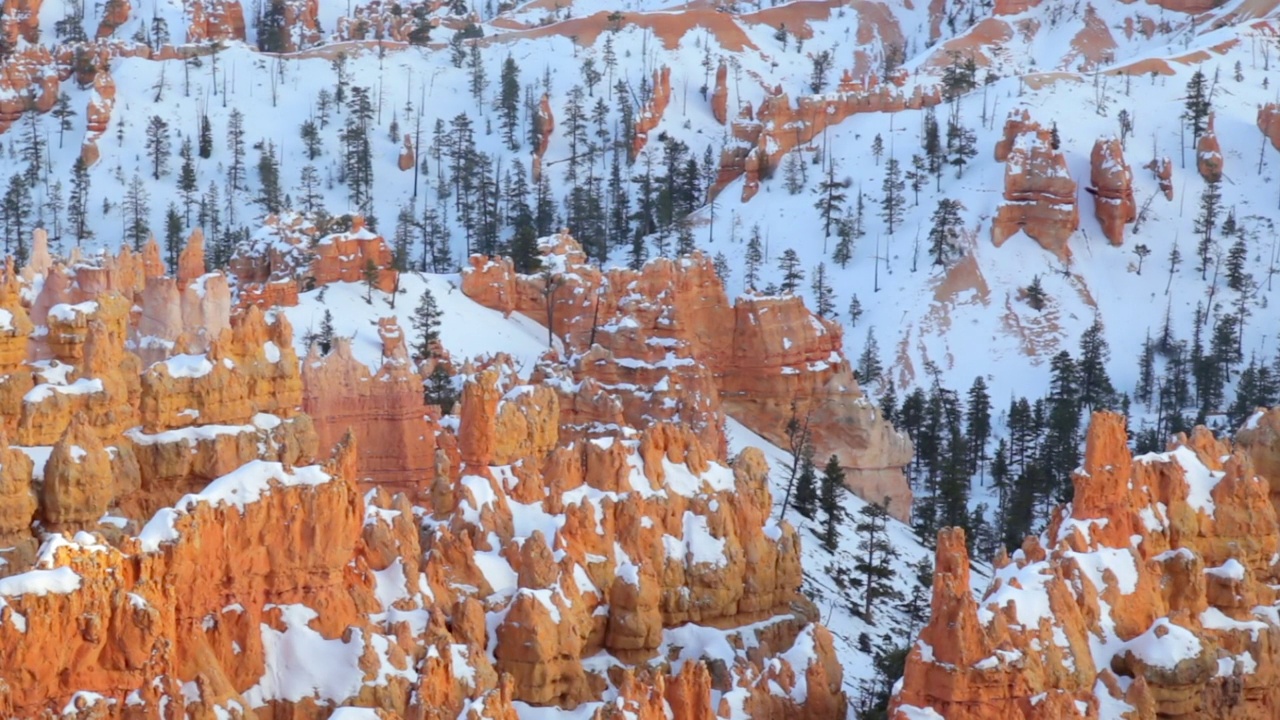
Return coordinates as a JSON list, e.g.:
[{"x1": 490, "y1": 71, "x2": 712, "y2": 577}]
[
  {"x1": 992, "y1": 128, "x2": 1079, "y2": 259},
  {"x1": 632, "y1": 66, "x2": 672, "y2": 159},
  {"x1": 184, "y1": 0, "x2": 247, "y2": 42},
  {"x1": 893, "y1": 411, "x2": 1280, "y2": 719},
  {"x1": 711, "y1": 60, "x2": 729, "y2": 125},
  {"x1": 461, "y1": 233, "x2": 914, "y2": 520},
  {"x1": 1087, "y1": 136, "x2": 1136, "y2": 246},
  {"x1": 1260, "y1": 103, "x2": 1280, "y2": 153},
  {"x1": 0, "y1": 231, "x2": 846, "y2": 720},
  {"x1": 231, "y1": 213, "x2": 398, "y2": 309},
  {"x1": 1197, "y1": 113, "x2": 1224, "y2": 183},
  {"x1": 1146, "y1": 156, "x2": 1175, "y2": 201}
]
